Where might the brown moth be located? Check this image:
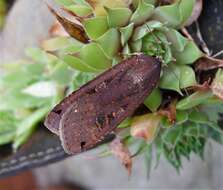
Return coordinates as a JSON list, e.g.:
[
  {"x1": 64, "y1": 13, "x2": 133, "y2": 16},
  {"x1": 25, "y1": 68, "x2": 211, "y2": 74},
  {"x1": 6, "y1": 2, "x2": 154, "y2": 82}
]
[{"x1": 44, "y1": 54, "x2": 161, "y2": 154}]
